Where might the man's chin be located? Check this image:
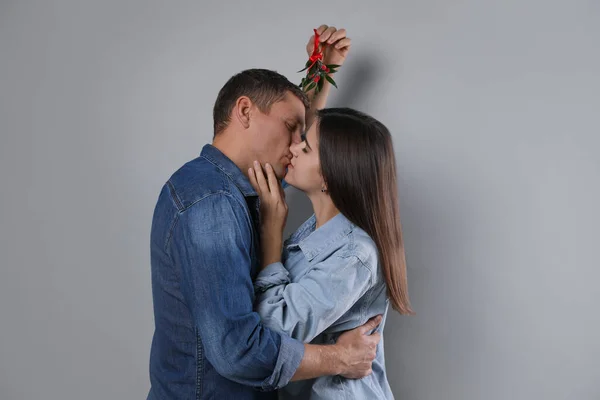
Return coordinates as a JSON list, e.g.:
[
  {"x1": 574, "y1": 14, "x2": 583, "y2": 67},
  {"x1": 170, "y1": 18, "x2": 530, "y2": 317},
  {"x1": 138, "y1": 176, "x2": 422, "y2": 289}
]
[
  {"x1": 276, "y1": 165, "x2": 290, "y2": 180},
  {"x1": 273, "y1": 167, "x2": 285, "y2": 180}
]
